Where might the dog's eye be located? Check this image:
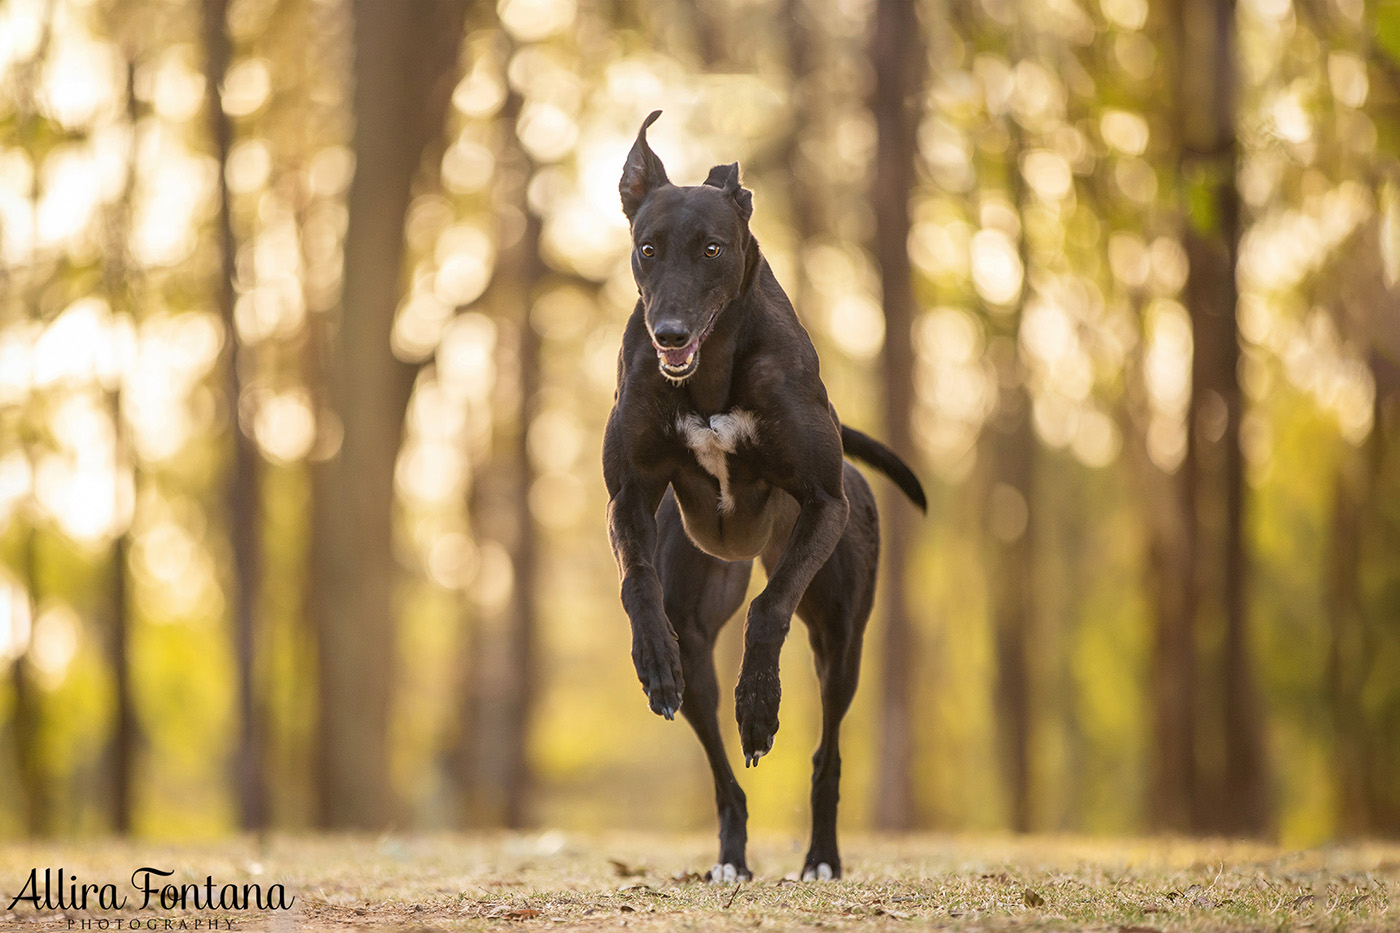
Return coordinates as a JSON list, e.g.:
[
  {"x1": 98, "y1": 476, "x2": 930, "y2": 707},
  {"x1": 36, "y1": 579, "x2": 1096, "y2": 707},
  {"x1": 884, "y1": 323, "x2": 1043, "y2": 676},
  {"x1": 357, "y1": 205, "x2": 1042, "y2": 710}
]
[
  {"x1": 639, "y1": 243, "x2": 655, "y2": 258},
  {"x1": 705, "y1": 243, "x2": 722, "y2": 258}
]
